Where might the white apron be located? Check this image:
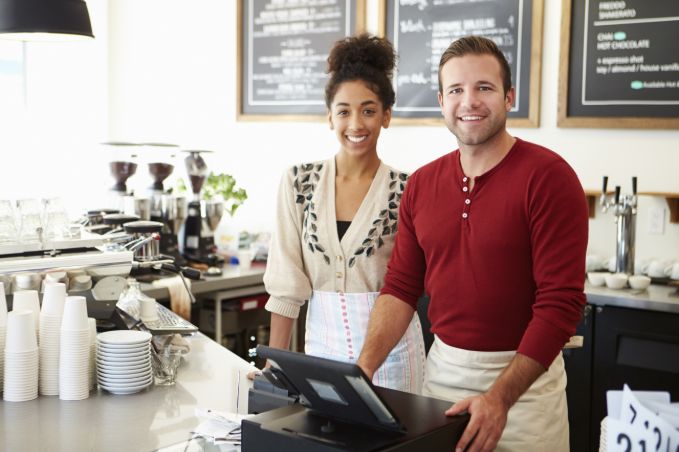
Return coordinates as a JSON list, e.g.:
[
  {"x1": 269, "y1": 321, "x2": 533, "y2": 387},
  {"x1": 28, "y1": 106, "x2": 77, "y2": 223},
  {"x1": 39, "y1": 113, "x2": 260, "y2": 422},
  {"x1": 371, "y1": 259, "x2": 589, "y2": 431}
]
[
  {"x1": 305, "y1": 290, "x2": 425, "y2": 394},
  {"x1": 424, "y1": 336, "x2": 570, "y2": 452}
]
